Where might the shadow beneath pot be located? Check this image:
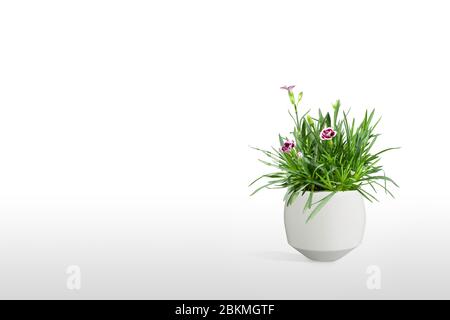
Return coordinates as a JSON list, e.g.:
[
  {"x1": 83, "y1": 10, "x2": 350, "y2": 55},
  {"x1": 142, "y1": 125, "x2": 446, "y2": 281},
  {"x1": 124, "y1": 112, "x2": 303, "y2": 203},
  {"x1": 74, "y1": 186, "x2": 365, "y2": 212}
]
[{"x1": 251, "y1": 251, "x2": 312, "y2": 263}]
